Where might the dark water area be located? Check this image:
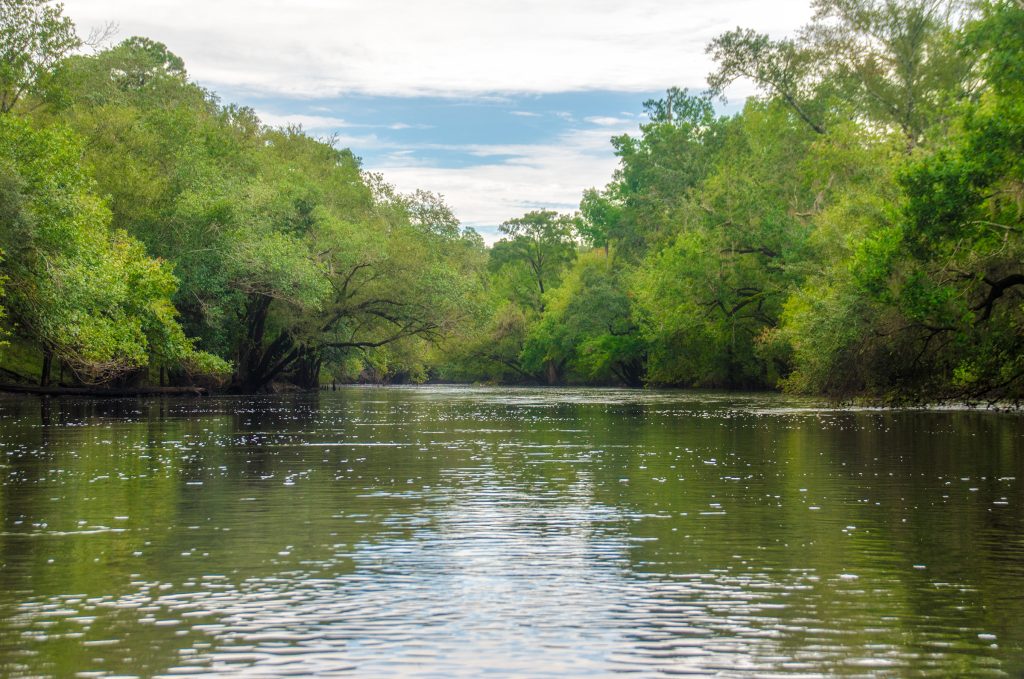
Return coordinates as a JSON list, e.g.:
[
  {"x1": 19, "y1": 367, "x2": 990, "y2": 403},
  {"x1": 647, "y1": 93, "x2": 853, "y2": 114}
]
[{"x1": 0, "y1": 386, "x2": 1022, "y2": 677}]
